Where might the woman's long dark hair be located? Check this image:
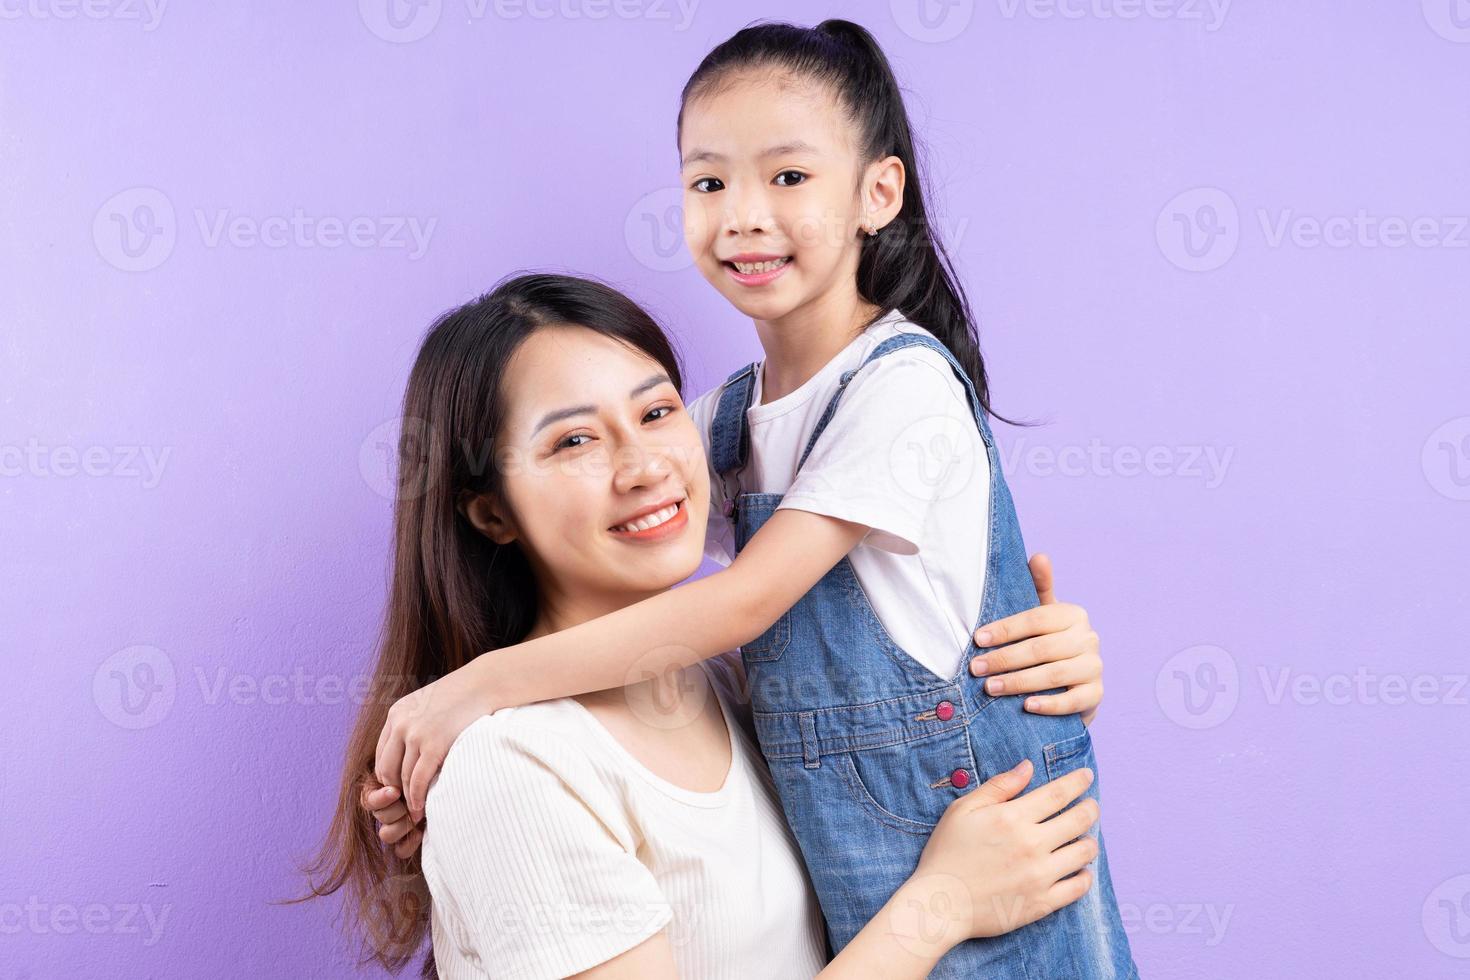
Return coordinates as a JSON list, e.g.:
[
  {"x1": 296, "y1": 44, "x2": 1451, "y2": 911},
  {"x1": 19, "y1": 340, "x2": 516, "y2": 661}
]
[
  {"x1": 677, "y1": 18, "x2": 1024, "y2": 425},
  {"x1": 291, "y1": 273, "x2": 684, "y2": 976}
]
